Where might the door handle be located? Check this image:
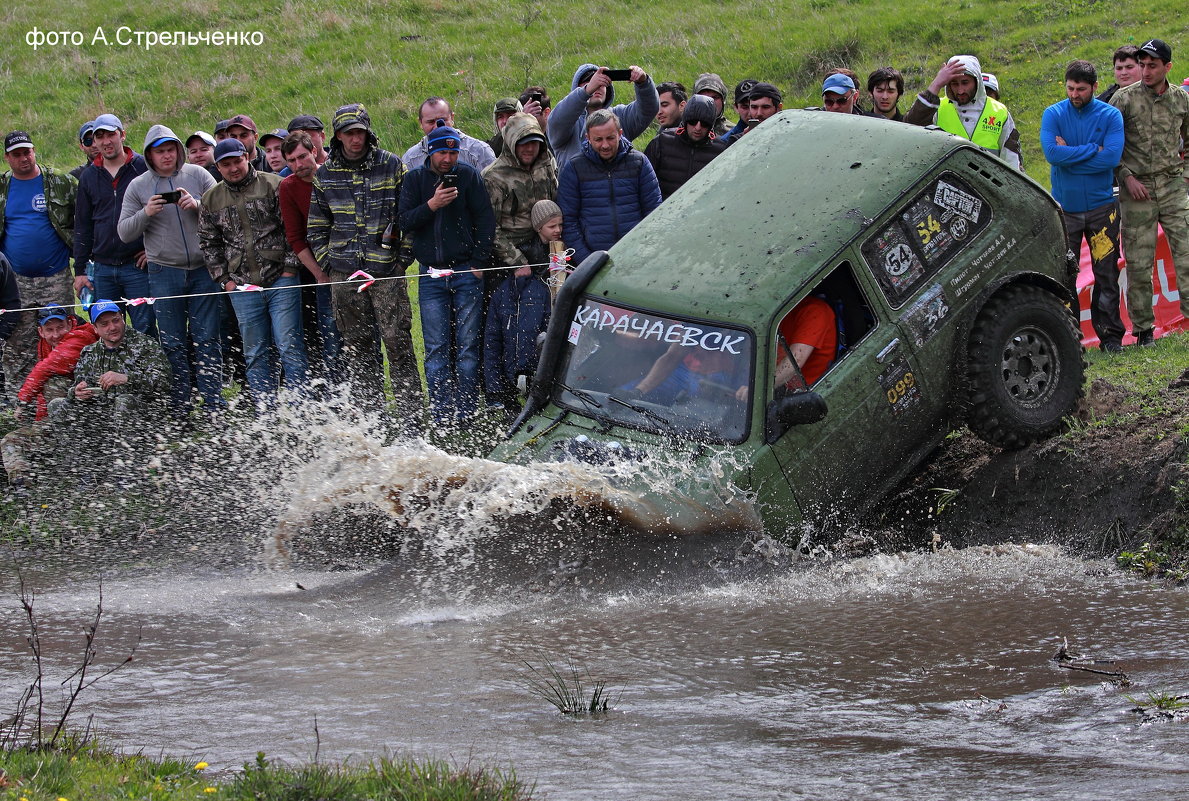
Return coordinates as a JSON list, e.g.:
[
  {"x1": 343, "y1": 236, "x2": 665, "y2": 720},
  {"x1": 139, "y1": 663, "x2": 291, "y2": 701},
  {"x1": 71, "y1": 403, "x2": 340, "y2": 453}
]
[{"x1": 876, "y1": 338, "x2": 900, "y2": 364}]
